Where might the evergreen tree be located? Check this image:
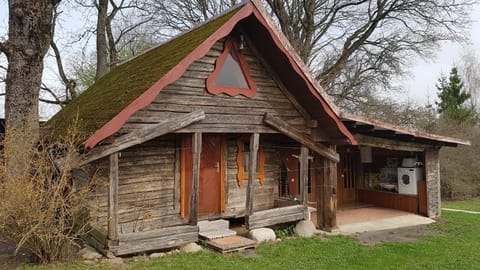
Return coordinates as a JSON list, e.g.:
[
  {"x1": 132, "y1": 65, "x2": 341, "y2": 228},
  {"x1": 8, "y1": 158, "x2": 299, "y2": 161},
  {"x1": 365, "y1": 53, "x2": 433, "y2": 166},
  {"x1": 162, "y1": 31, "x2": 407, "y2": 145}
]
[{"x1": 436, "y1": 67, "x2": 477, "y2": 123}]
